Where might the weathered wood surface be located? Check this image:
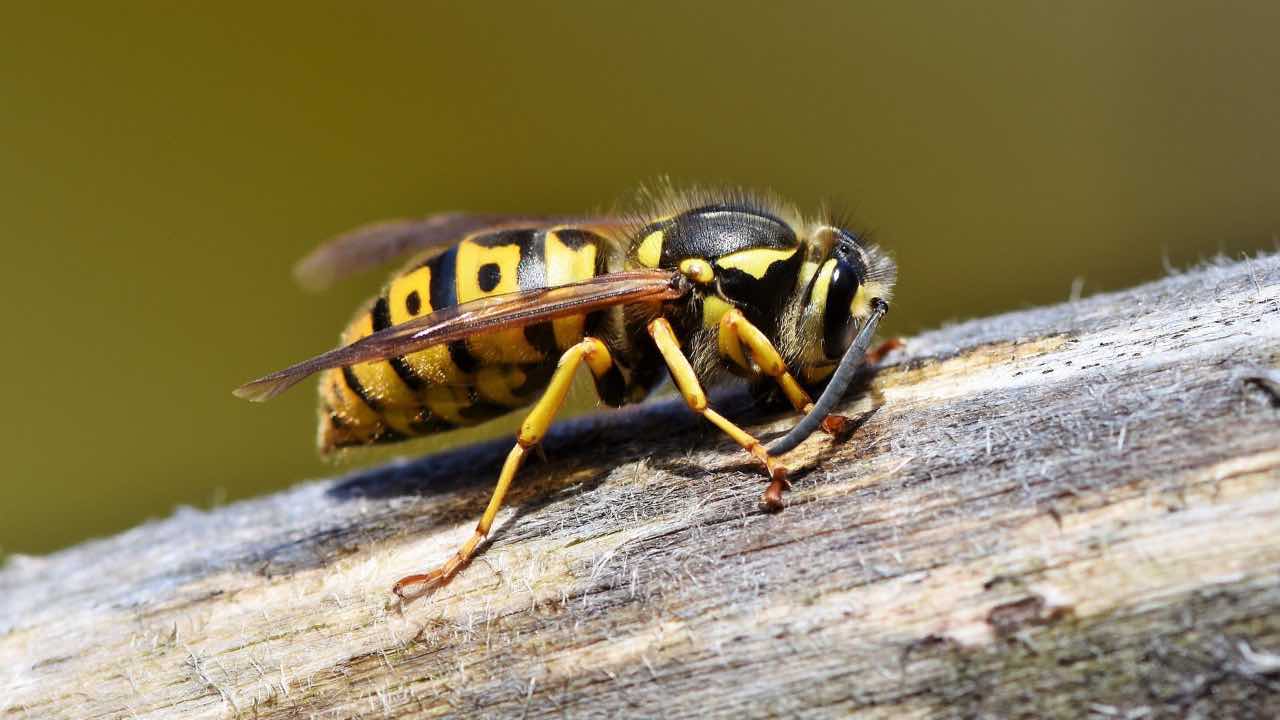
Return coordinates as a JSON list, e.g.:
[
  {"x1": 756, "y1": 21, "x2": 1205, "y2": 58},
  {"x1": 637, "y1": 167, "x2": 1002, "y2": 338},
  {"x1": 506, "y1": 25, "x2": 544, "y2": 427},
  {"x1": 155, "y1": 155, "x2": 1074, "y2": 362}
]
[{"x1": 3, "y1": 255, "x2": 1280, "y2": 719}]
